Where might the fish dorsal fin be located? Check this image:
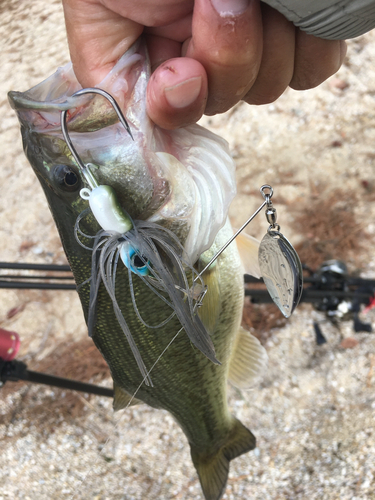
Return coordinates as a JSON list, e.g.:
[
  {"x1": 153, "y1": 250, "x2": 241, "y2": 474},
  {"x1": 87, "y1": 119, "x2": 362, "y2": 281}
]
[
  {"x1": 190, "y1": 416, "x2": 255, "y2": 500},
  {"x1": 228, "y1": 327, "x2": 268, "y2": 389},
  {"x1": 113, "y1": 383, "x2": 142, "y2": 411},
  {"x1": 235, "y1": 232, "x2": 261, "y2": 279}
]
